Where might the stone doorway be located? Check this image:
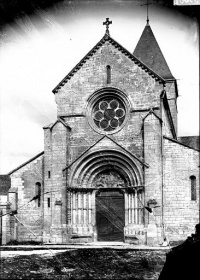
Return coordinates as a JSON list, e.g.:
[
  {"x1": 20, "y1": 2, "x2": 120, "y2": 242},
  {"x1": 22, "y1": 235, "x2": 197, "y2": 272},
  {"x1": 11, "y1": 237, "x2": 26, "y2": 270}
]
[{"x1": 96, "y1": 189, "x2": 125, "y2": 242}]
